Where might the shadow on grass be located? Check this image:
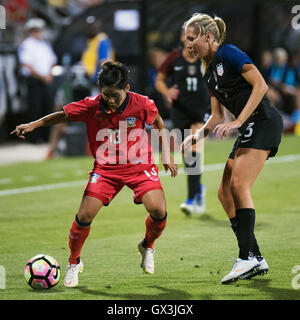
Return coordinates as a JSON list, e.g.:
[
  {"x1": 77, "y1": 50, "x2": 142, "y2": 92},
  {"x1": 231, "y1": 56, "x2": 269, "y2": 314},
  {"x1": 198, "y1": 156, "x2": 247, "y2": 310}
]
[
  {"x1": 27, "y1": 286, "x2": 65, "y2": 293},
  {"x1": 181, "y1": 211, "x2": 269, "y2": 230},
  {"x1": 76, "y1": 285, "x2": 193, "y2": 300},
  {"x1": 238, "y1": 278, "x2": 300, "y2": 300},
  {"x1": 190, "y1": 213, "x2": 228, "y2": 228}
]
